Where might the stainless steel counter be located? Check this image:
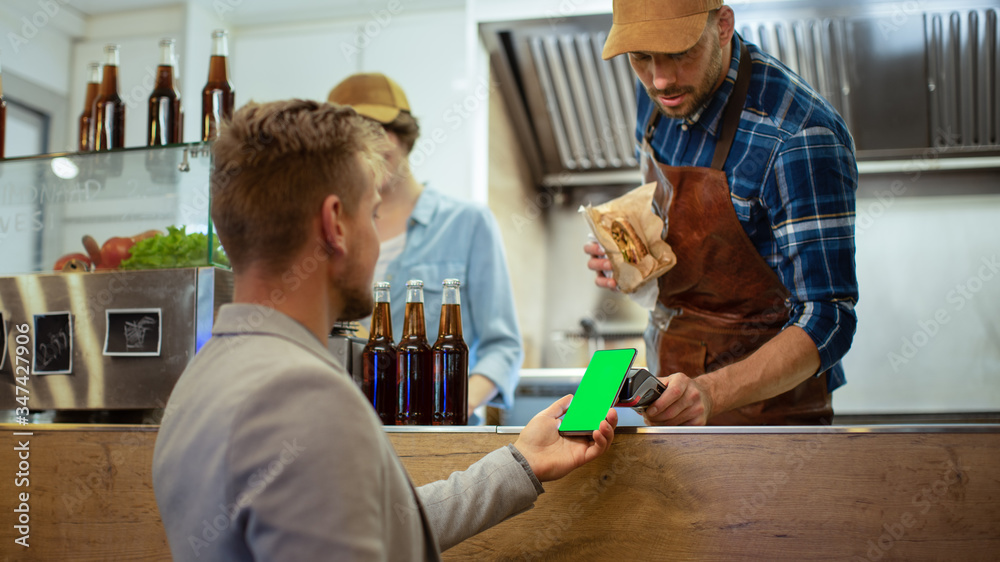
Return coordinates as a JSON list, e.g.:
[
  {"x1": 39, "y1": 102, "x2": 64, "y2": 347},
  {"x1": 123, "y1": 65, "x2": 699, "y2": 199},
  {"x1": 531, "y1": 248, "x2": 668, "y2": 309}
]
[{"x1": 385, "y1": 424, "x2": 1000, "y2": 434}]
